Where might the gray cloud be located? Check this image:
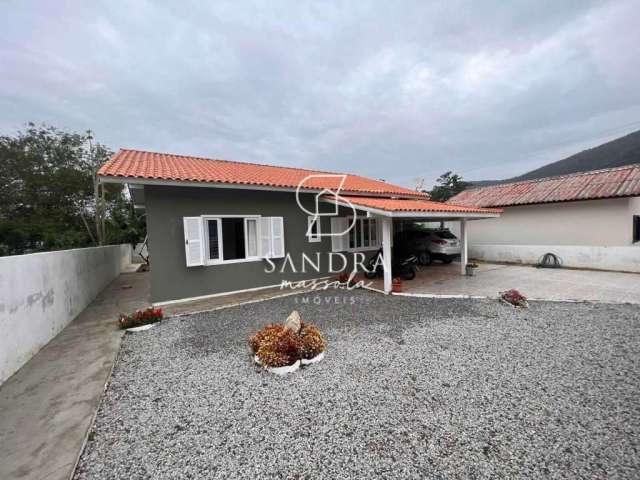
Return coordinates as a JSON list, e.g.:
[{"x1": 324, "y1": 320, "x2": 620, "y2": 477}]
[{"x1": 2, "y1": 0, "x2": 639, "y2": 186}]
